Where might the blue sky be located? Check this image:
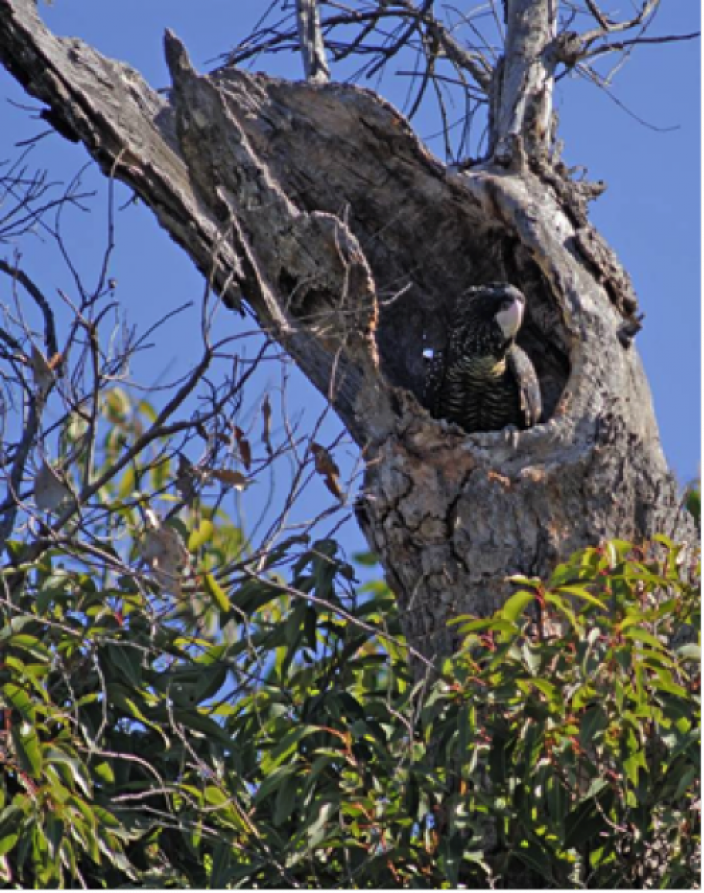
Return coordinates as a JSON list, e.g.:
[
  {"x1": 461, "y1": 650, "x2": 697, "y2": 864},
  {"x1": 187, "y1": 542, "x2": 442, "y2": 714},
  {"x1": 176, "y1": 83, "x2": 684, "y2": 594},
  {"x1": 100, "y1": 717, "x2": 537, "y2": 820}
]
[{"x1": 0, "y1": 1, "x2": 699, "y2": 563}]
